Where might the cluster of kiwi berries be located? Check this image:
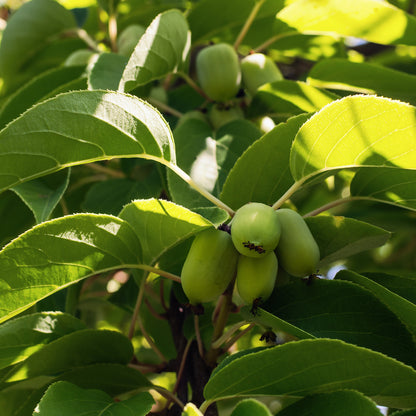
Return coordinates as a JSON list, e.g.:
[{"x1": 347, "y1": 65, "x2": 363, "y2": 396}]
[
  {"x1": 181, "y1": 203, "x2": 320, "y2": 312},
  {"x1": 195, "y1": 42, "x2": 283, "y2": 129}
]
